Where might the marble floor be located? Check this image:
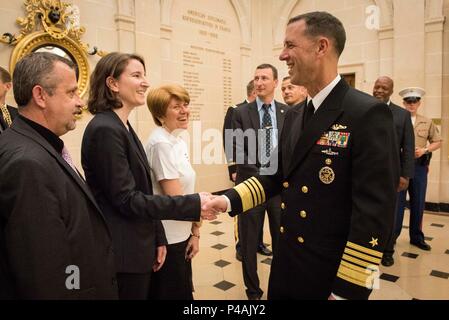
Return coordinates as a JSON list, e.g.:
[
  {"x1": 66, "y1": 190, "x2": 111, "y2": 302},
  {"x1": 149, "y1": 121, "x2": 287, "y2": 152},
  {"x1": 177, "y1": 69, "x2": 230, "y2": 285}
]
[{"x1": 191, "y1": 210, "x2": 449, "y2": 300}]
